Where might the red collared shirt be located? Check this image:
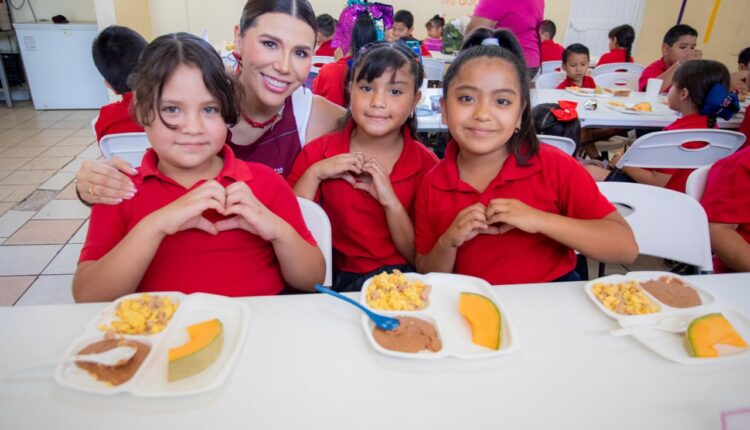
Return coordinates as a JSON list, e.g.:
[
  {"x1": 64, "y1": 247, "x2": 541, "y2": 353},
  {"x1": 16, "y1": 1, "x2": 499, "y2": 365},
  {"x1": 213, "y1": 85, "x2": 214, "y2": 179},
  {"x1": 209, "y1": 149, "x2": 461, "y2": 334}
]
[
  {"x1": 639, "y1": 58, "x2": 669, "y2": 91},
  {"x1": 94, "y1": 92, "x2": 144, "y2": 142},
  {"x1": 312, "y1": 56, "x2": 351, "y2": 107},
  {"x1": 597, "y1": 49, "x2": 634, "y2": 66},
  {"x1": 540, "y1": 40, "x2": 564, "y2": 62},
  {"x1": 415, "y1": 141, "x2": 616, "y2": 285},
  {"x1": 658, "y1": 114, "x2": 713, "y2": 193},
  {"x1": 740, "y1": 106, "x2": 750, "y2": 150},
  {"x1": 700, "y1": 147, "x2": 750, "y2": 272},
  {"x1": 556, "y1": 75, "x2": 596, "y2": 90},
  {"x1": 79, "y1": 145, "x2": 316, "y2": 296},
  {"x1": 315, "y1": 40, "x2": 336, "y2": 56},
  {"x1": 287, "y1": 120, "x2": 439, "y2": 273}
]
